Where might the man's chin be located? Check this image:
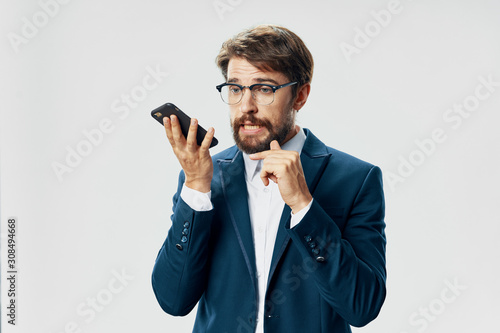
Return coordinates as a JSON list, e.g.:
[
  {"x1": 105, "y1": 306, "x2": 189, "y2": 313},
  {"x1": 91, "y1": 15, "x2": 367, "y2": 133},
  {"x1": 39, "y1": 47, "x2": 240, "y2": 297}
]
[{"x1": 234, "y1": 135, "x2": 272, "y2": 154}]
